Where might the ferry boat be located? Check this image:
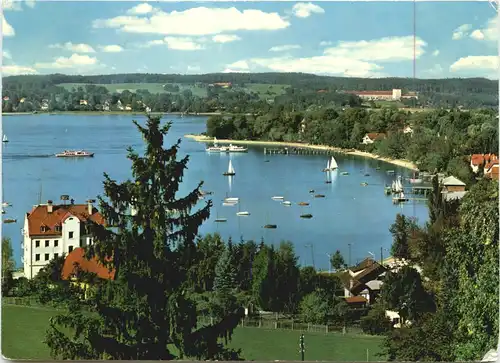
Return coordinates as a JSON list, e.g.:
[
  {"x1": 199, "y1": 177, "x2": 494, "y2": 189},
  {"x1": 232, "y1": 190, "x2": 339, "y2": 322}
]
[
  {"x1": 226, "y1": 144, "x2": 248, "y2": 153},
  {"x1": 55, "y1": 150, "x2": 94, "y2": 158}
]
